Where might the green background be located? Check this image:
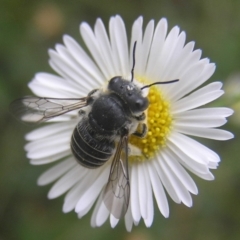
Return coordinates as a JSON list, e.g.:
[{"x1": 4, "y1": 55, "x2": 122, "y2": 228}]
[{"x1": 1, "y1": 0, "x2": 239, "y2": 239}]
